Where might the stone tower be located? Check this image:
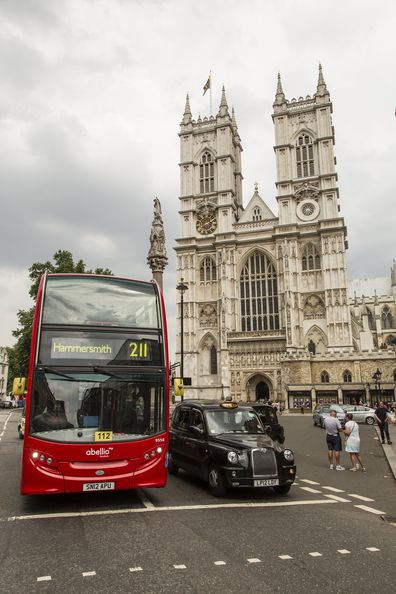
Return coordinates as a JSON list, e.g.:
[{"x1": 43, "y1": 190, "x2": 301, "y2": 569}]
[
  {"x1": 147, "y1": 197, "x2": 168, "y2": 292},
  {"x1": 175, "y1": 89, "x2": 243, "y2": 398},
  {"x1": 272, "y1": 66, "x2": 353, "y2": 353}
]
